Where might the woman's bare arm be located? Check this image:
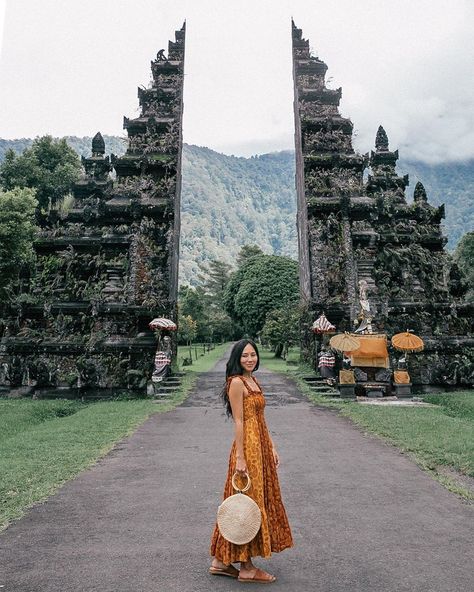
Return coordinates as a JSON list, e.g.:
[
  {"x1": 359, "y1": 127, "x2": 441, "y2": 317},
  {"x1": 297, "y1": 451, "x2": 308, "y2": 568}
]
[
  {"x1": 268, "y1": 434, "x2": 280, "y2": 468},
  {"x1": 228, "y1": 378, "x2": 247, "y2": 474}
]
